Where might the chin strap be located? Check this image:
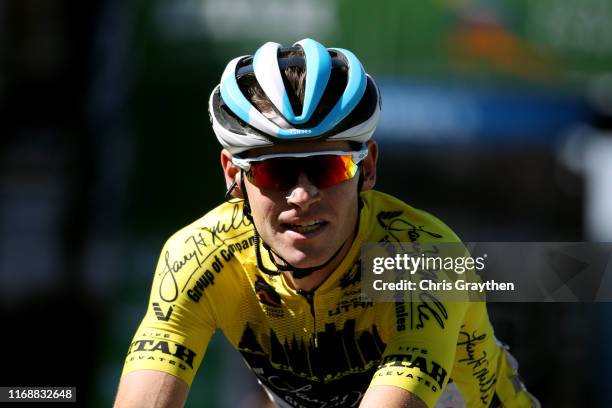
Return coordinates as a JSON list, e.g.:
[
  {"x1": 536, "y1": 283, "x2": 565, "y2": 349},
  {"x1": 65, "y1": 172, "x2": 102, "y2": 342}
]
[
  {"x1": 253, "y1": 229, "x2": 348, "y2": 279},
  {"x1": 238, "y1": 169, "x2": 364, "y2": 280},
  {"x1": 224, "y1": 181, "x2": 238, "y2": 201}
]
